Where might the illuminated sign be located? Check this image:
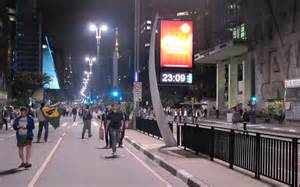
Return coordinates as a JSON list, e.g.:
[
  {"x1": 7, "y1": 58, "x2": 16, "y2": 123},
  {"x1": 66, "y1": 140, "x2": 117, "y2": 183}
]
[
  {"x1": 43, "y1": 36, "x2": 60, "y2": 89},
  {"x1": 160, "y1": 20, "x2": 193, "y2": 68},
  {"x1": 160, "y1": 72, "x2": 192, "y2": 84}
]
